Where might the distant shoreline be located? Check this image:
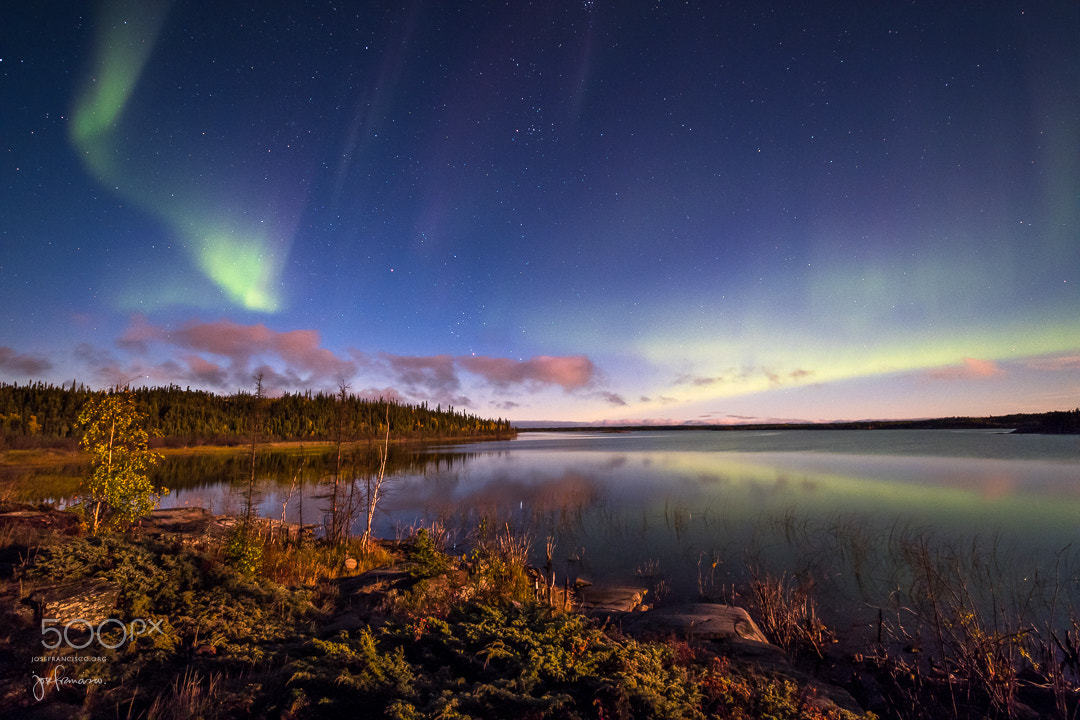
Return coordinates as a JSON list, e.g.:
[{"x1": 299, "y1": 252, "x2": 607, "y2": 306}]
[{"x1": 518, "y1": 409, "x2": 1080, "y2": 434}]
